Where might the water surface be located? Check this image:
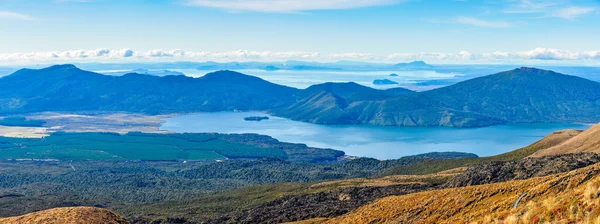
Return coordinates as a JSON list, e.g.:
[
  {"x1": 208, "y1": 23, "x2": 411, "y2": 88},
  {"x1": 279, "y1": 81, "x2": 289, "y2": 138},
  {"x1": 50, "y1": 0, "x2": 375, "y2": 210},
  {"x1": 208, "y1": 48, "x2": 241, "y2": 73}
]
[
  {"x1": 175, "y1": 69, "x2": 461, "y2": 90},
  {"x1": 160, "y1": 112, "x2": 588, "y2": 159}
]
